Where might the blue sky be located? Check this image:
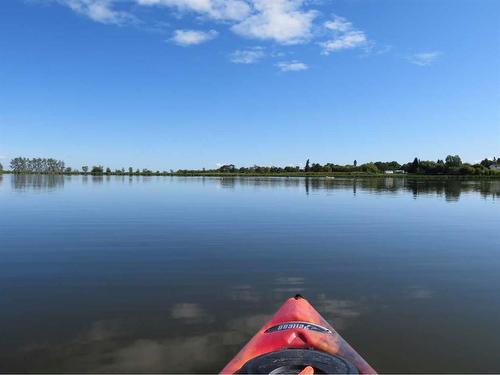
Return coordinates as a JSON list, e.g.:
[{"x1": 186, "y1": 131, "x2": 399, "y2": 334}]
[{"x1": 1, "y1": 0, "x2": 499, "y2": 170}]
